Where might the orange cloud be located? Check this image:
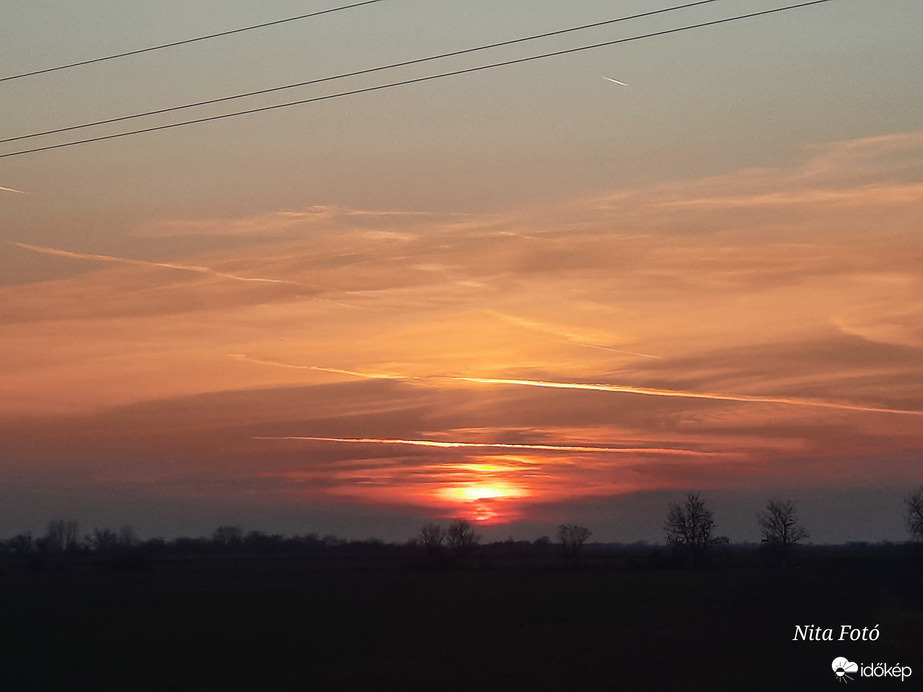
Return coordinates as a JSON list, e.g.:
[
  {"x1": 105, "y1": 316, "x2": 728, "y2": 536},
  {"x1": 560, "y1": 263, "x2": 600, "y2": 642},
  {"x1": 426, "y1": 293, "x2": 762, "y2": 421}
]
[{"x1": 1, "y1": 131, "x2": 921, "y2": 526}]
